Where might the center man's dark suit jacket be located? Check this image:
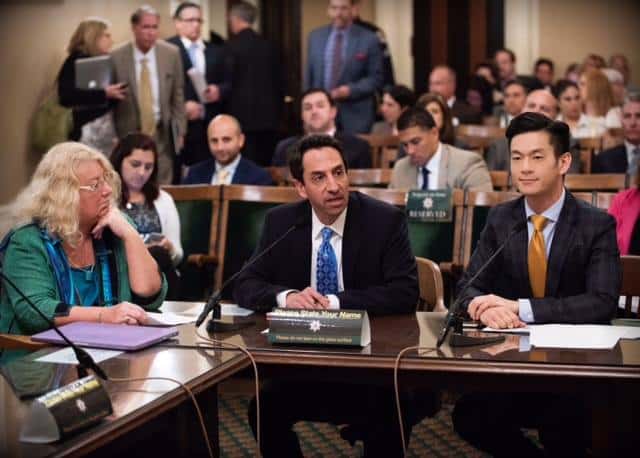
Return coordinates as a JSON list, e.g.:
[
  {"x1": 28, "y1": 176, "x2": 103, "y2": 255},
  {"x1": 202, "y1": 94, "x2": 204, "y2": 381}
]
[
  {"x1": 181, "y1": 157, "x2": 273, "y2": 185},
  {"x1": 234, "y1": 191, "x2": 418, "y2": 315},
  {"x1": 592, "y1": 144, "x2": 628, "y2": 173},
  {"x1": 458, "y1": 191, "x2": 620, "y2": 323},
  {"x1": 271, "y1": 133, "x2": 371, "y2": 168}
]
